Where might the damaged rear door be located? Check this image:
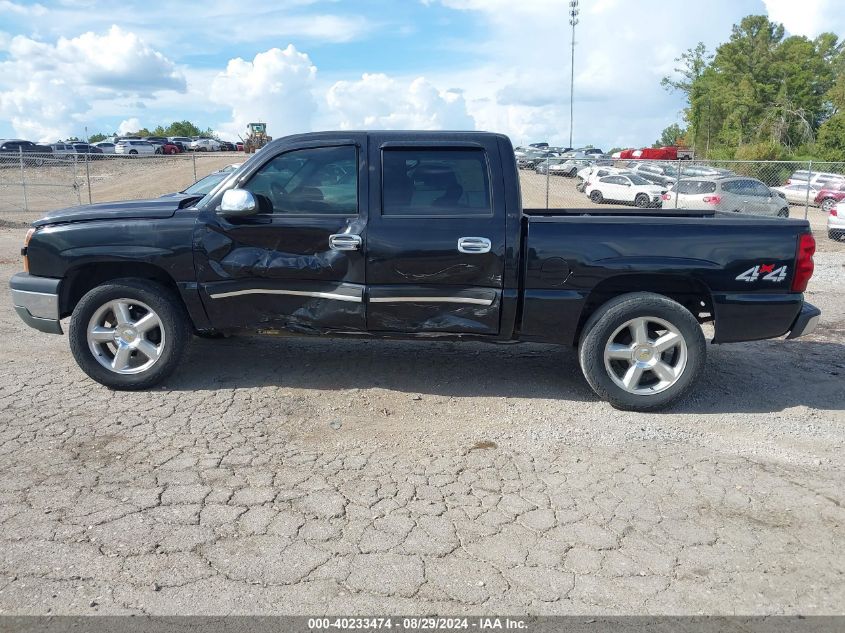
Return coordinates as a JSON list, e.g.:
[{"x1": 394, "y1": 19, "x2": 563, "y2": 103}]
[
  {"x1": 365, "y1": 135, "x2": 505, "y2": 334},
  {"x1": 194, "y1": 135, "x2": 368, "y2": 332}
]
